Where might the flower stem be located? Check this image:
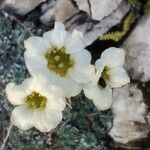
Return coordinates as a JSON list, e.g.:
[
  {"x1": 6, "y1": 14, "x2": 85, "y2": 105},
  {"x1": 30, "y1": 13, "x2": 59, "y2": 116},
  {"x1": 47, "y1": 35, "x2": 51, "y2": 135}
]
[{"x1": 0, "y1": 124, "x2": 13, "y2": 150}]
